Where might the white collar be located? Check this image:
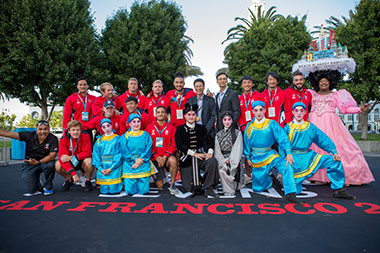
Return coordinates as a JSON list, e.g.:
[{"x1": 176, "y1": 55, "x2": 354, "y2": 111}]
[
  {"x1": 254, "y1": 117, "x2": 266, "y2": 124},
  {"x1": 186, "y1": 122, "x2": 196, "y2": 128},
  {"x1": 294, "y1": 120, "x2": 304, "y2": 125}
]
